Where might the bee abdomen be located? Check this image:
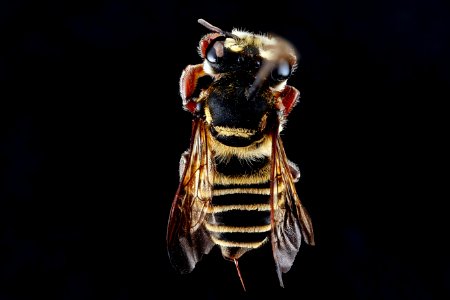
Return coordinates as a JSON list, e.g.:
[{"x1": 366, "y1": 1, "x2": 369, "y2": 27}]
[
  {"x1": 206, "y1": 189, "x2": 271, "y2": 250},
  {"x1": 207, "y1": 154, "x2": 272, "y2": 254}
]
